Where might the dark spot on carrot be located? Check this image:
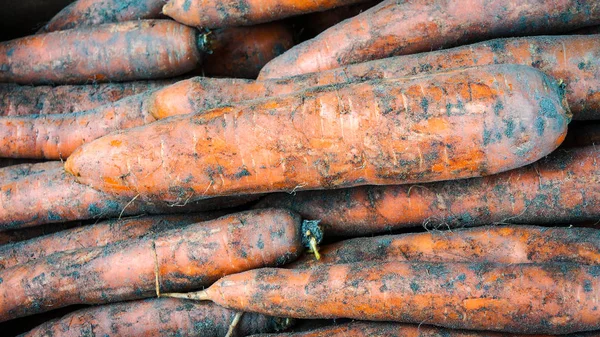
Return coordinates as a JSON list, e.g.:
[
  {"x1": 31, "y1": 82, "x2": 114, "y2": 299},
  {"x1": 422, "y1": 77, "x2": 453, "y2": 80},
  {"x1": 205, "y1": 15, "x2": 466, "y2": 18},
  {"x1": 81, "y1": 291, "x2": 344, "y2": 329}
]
[
  {"x1": 410, "y1": 281, "x2": 420, "y2": 292},
  {"x1": 47, "y1": 211, "x2": 62, "y2": 221},
  {"x1": 503, "y1": 119, "x2": 515, "y2": 138},
  {"x1": 6, "y1": 48, "x2": 14, "y2": 57},
  {"x1": 483, "y1": 128, "x2": 492, "y2": 146},
  {"x1": 493, "y1": 101, "x2": 504, "y2": 115},
  {"x1": 584, "y1": 280, "x2": 593, "y2": 292},
  {"x1": 235, "y1": 167, "x2": 251, "y2": 179},
  {"x1": 182, "y1": 0, "x2": 191, "y2": 12},
  {"x1": 420, "y1": 97, "x2": 429, "y2": 113},
  {"x1": 87, "y1": 204, "x2": 101, "y2": 216},
  {"x1": 535, "y1": 116, "x2": 546, "y2": 136},
  {"x1": 488, "y1": 39, "x2": 506, "y2": 53}
]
